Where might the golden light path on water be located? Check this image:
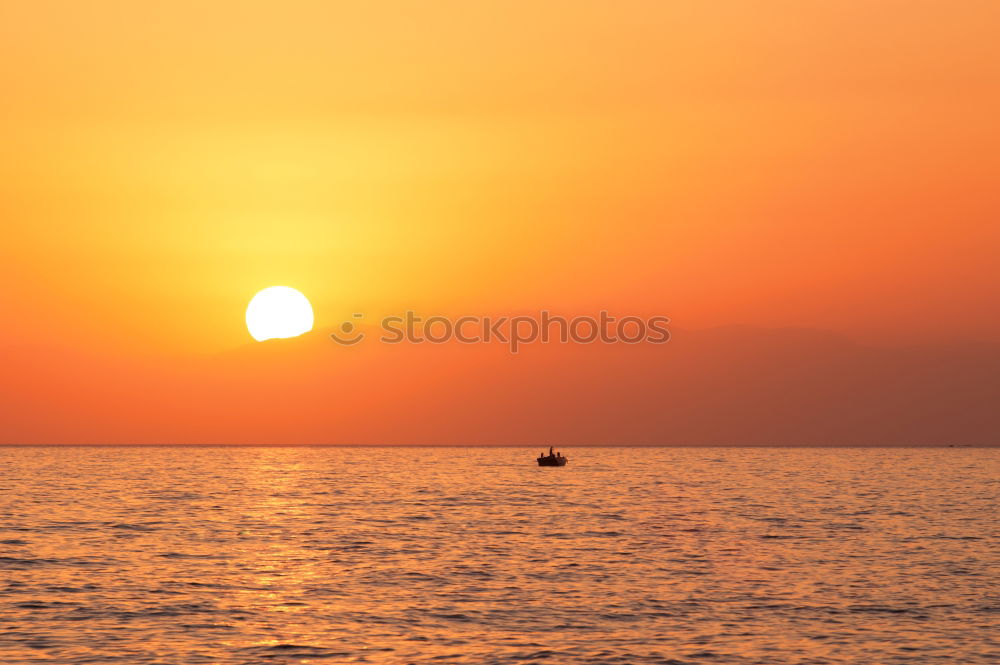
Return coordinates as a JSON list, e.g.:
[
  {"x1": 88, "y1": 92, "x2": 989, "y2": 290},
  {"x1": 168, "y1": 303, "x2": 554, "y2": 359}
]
[{"x1": 0, "y1": 447, "x2": 997, "y2": 664}]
